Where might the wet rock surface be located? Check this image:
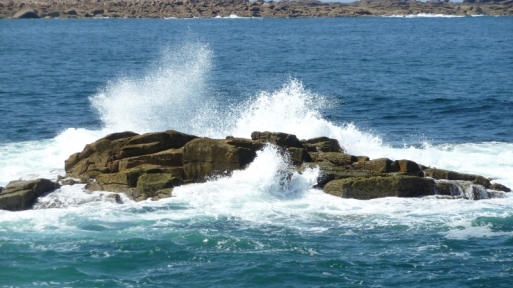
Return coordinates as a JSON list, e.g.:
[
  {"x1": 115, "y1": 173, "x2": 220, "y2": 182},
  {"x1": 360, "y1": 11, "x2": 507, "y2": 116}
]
[
  {"x1": 1, "y1": 129, "x2": 510, "y2": 210},
  {"x1": 0, "y1": 178, "x2": 60, "y2": 211},
  {"x1": 63, "y1": 129, "x2": 510, "y2": 202}
]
